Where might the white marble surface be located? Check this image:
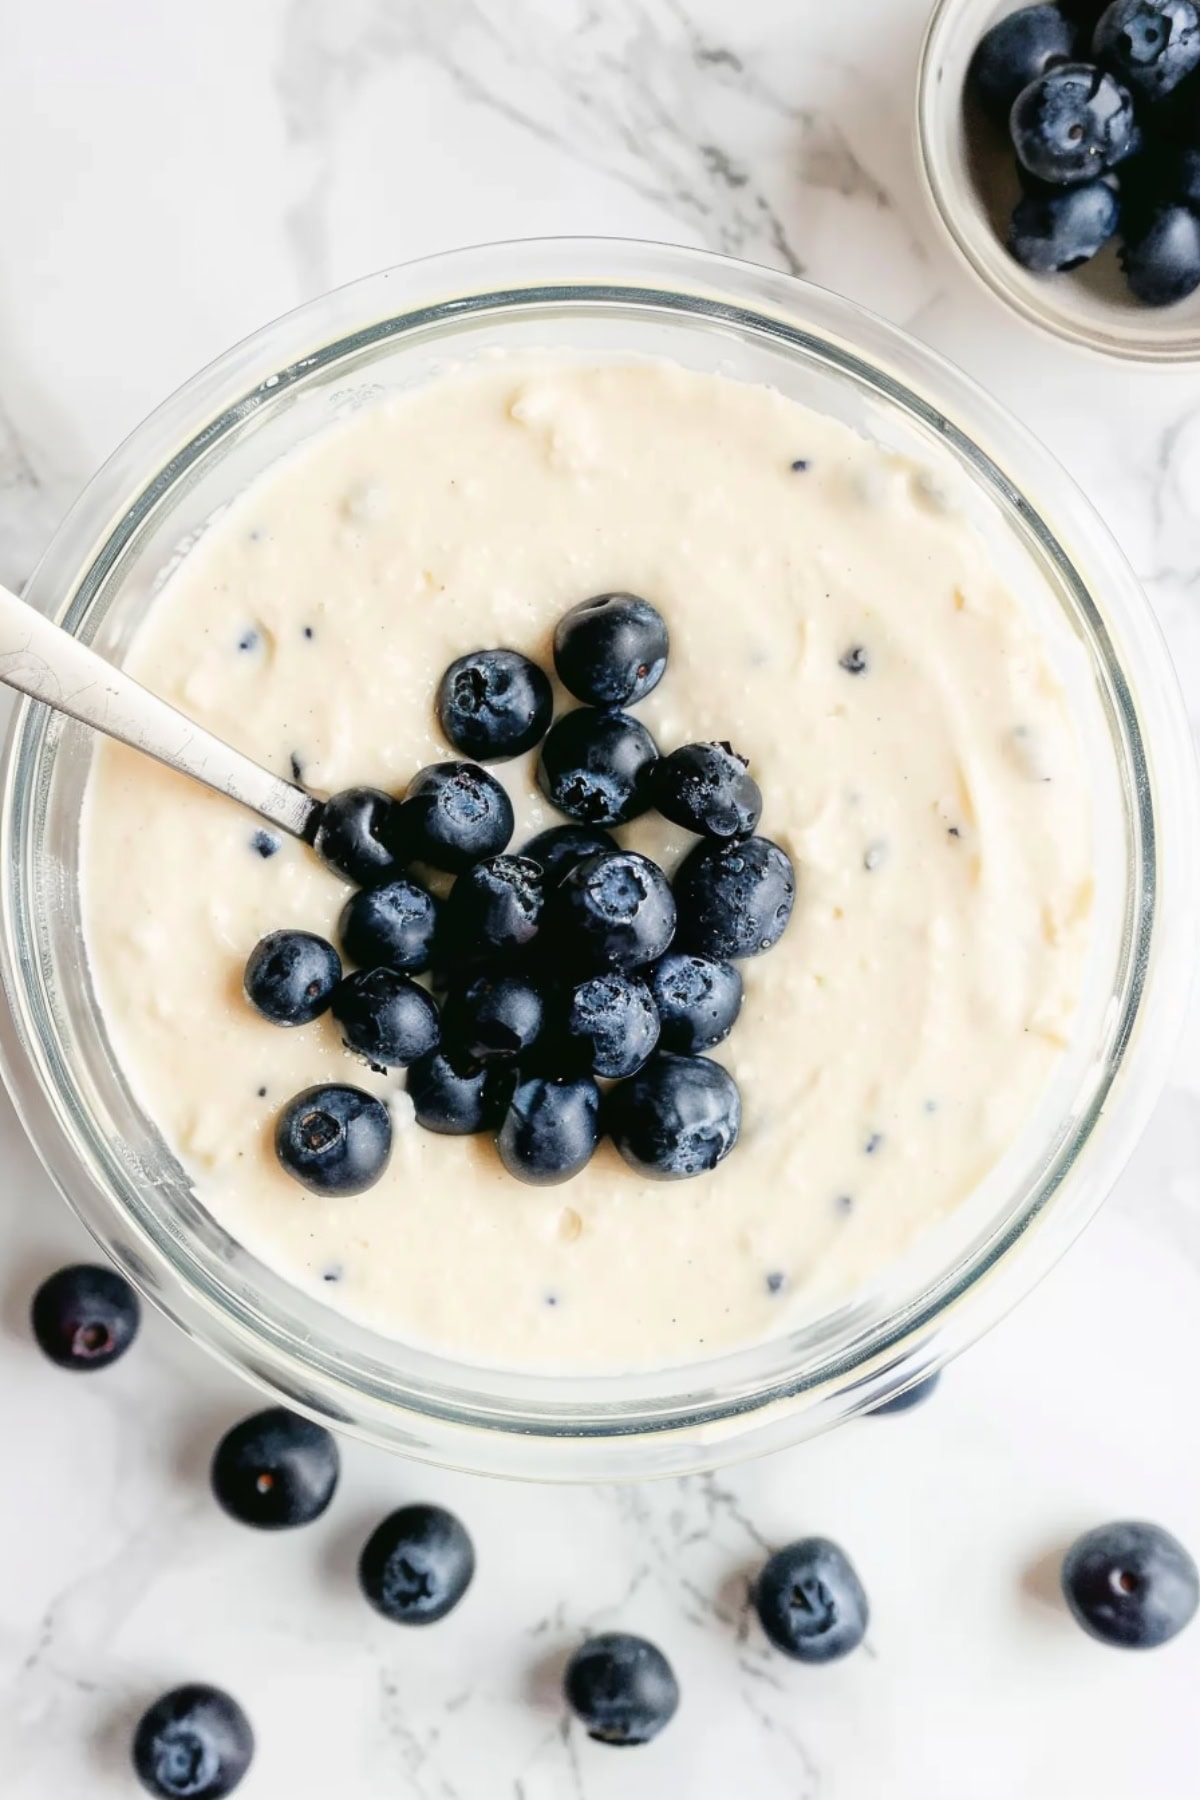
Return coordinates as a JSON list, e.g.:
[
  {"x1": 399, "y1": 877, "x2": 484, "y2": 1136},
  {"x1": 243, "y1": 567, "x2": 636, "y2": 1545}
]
[{"x1": 1, "y1": 2, "x2": 1200, "y2": 1795}]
